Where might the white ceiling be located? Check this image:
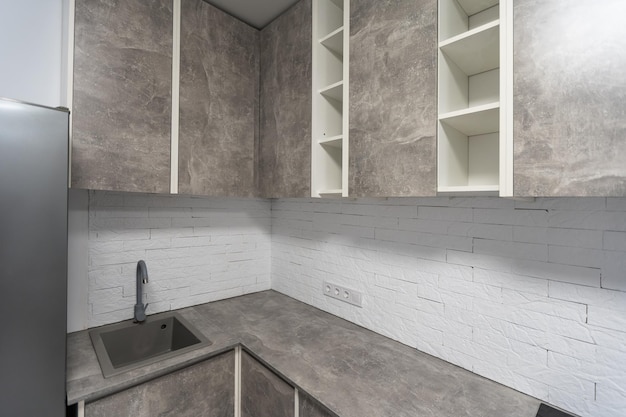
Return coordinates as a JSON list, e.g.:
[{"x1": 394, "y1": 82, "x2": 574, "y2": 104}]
[{"x1": 204, "y1": 0, "x2": 302, "y2": 29}]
